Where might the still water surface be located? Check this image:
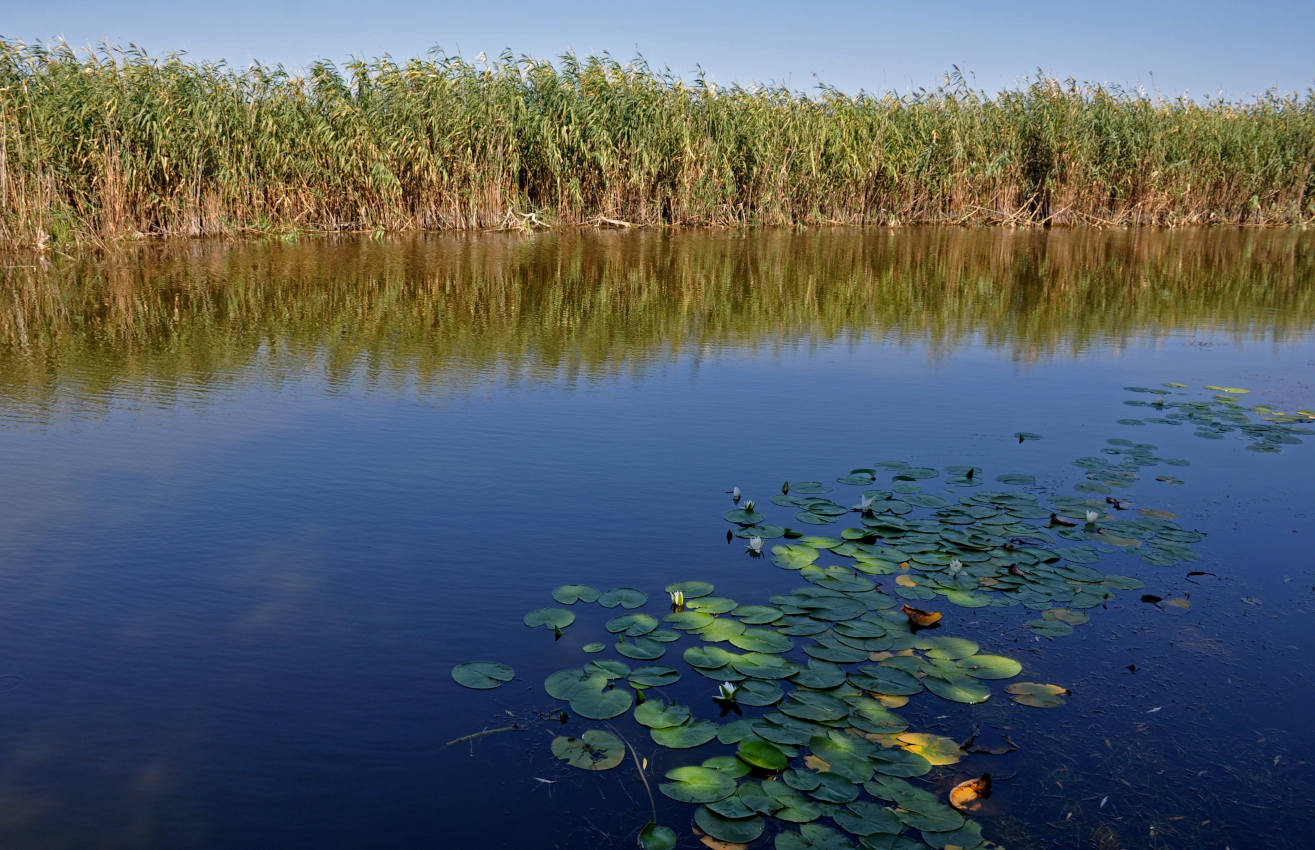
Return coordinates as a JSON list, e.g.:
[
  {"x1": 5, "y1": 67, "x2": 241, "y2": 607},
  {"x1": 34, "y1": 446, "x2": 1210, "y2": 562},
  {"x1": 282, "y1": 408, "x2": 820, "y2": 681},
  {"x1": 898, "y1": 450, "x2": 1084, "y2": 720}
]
[{"x1": 0, "y1": 228, "x2": 1312, "y2": 848}]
